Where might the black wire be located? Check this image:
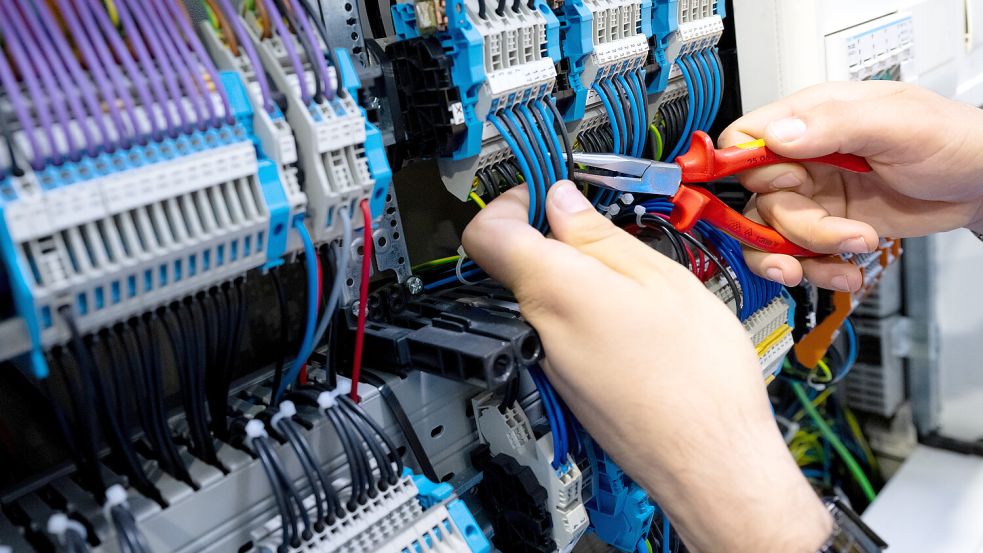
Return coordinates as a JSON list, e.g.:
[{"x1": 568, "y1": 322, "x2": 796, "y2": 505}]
[
  {"x1": 631, "y1": 214, "x2": 687, "y2": 267},
  {"x1": 495, "y1": 0, "x2": 506, "y2": 16},
  {"x1": 276, "y1": 418, "x2": 326, "y2": 526},
  {"x1": 111, "y1": 505, "x2": 152, "y2": 553},
  {"x1": 252, "y1": 437, "x2": 295, "y2": 548},
  {"x1": 546, "y1": 97, "x2": 574, "y2": 179},
  {"x1": 530, "y1": 103, "x2": 562, "y2": 181},
  {"x1": 358, "y1": 372, "x2": 437, "y2": 482},
  {"x1": 338, "y1": 401, "x2": 394, "y2": 489},
  {"x1": 499, "y1": 374, "x2": 520, "y2": 412},
  {"x1": 59, "y1": 309, "x2": 108, "y2": 501},
  {"x1": 612, "y1": 78, "x2": 635, "y2": 150},
  {"x1": 257, "y1": 437, "x2": 313, "y2": 541},
  {"x1": 280, "y1": 418, "x2": 342, "y2": 522},
  {"x1": 65, "y1": 527, "x2": 91, "y2": 553},
  {"x1": 119, "y1": 324, "x2": 172, "y2": 474},
  {"x1": 499, "y1": 110, "x2": 544, "y2": 222},
  {"x1": 161, "y1": 309, "x2": 203, "y2": 456},
  {"x1": 270, "y1": 269, "x2": 290, "y2": 398},
  {"x1": 511, "y1": 0, "x2": 521, "y2": 13},
  {"x1": 324, "y1": 406, "x2": 366, "y2": 508},
  {"x1": 189, "y1": 299, "x2": 220, "y2": 466},
  {"x1": 514, "y1": 106, "x2": 551, "y2": 189},
  {"x1": 602, "y1": 79, "x2": 629, "y2": 153},
  {"x1": 478, "y1": 0, "x2": 487, "y2": 18},
  {"x1": 340, "y1": 394, "x2": 403, "y2": 481}
]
